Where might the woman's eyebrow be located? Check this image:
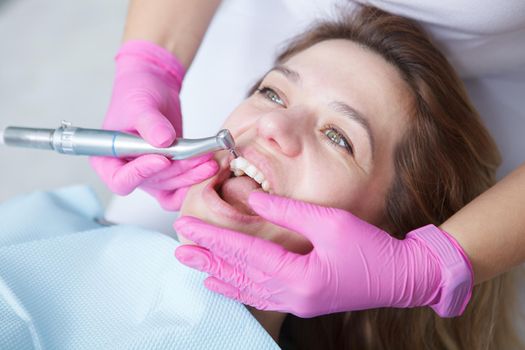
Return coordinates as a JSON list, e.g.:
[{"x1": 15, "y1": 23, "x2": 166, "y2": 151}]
[
  {"x1": 329, "y1": 101, "x2": 376, "y2": 160},
  {"x1": 270, "y1": 65, "x2": 301, "y2": 83}
]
